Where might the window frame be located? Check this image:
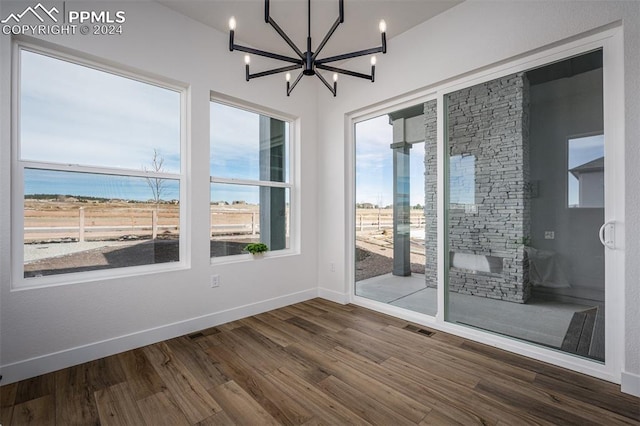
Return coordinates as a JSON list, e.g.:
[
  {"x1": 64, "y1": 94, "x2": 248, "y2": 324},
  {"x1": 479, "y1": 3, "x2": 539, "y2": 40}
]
[
  {"x1": 11, "y1": 41, "x2": 189, "y2": 290},
  {"x1": 209, "y1": 95, "x2": 297, "y2": 263},
  {"x1": 346, "y1": 27, "x2": 624, "y2": 385}
]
